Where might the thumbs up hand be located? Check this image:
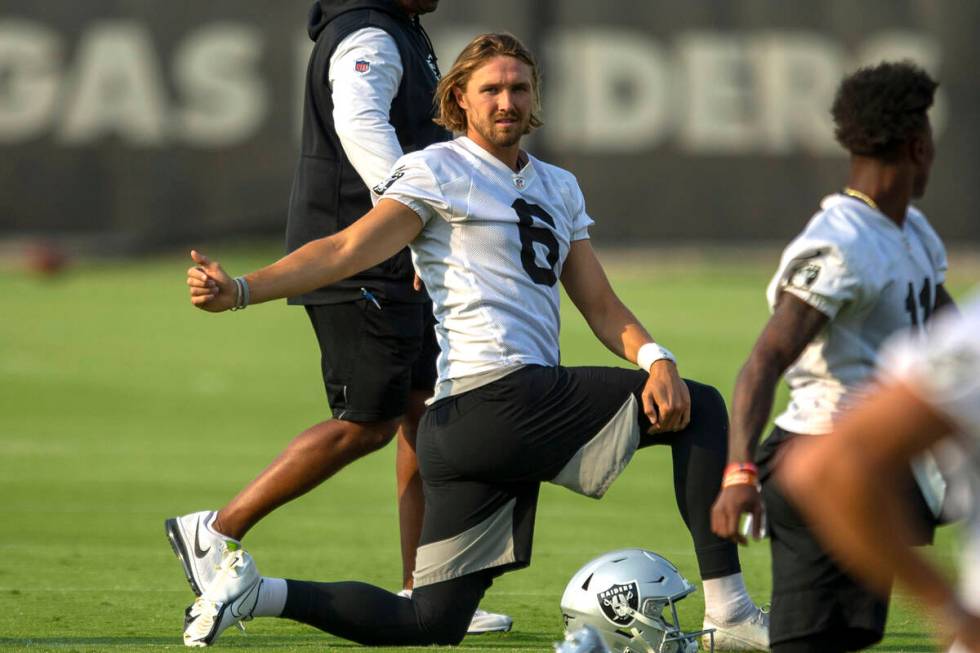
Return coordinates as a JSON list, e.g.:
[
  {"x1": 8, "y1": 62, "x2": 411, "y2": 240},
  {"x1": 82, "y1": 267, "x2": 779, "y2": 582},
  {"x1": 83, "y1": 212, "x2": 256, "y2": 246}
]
[{"x1": 187, "y1": 250, "x2": 236, "y2": 312}]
